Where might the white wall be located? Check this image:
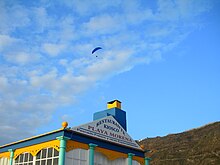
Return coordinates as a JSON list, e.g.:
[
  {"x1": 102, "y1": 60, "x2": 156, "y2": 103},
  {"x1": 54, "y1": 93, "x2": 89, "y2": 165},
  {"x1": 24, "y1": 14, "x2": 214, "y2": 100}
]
[
  {"x1": 65, "y1": 149, "x2": 140, "y2": 165},
  {"x1": 0, "y1": 157, "x2": 9, "y2": 165},
  {"x1": 132, "y1": 159, "x2": 141, "y2": 165},
  {"x1": 65, "y1": 149, "x2": 88, "y2": 165},
  {"x1": 95, "y1": 151, "x2": 127, "y2": 165}
]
